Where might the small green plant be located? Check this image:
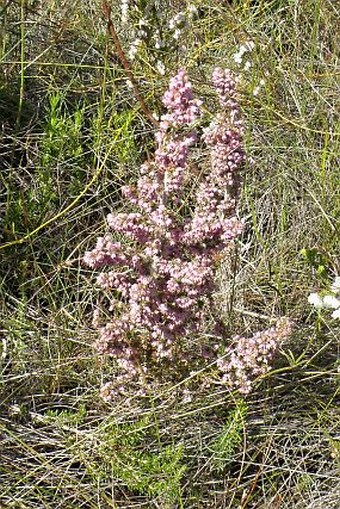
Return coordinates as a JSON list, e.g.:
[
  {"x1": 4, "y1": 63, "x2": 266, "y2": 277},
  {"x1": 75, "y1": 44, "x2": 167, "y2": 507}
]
[
  {"x1": 210, "y1": 399, "x2": 247, "y2": 472},
  {"x1": 300, "y1": 247, "x2": 330, "y2": 282},
  {"x1": 45, "y1": 404, "x2": 87, "y2": 427},
  {"x1": 78, "y1": 416, "x2": 186, "y2": 506},
  {"x1": 42, "y1": 93, "x2": 84, "y2": 165},
  {"x1": 40, "y1": 92, "x2": 85, "y2": 199},
  {"x1": 111, "y1": 109, "x2": 139, "y2": 166},
  {"x1": 2, "y1": 92, "x2": 86, "y2": 240}
]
